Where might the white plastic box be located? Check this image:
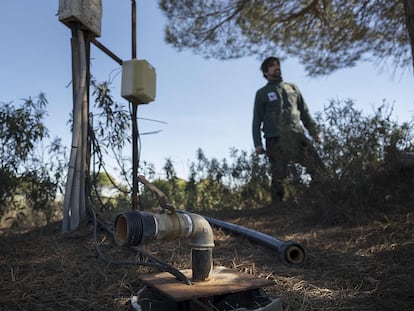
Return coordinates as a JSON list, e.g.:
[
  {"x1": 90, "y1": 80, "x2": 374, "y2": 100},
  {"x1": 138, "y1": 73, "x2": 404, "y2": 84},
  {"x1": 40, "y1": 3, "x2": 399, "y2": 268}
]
[
  {"x1": 58, "y1": 0, "x2": 102, "y2": 37},
  {"x1": 121, "y1": 59, "x2": 156, "y2": 104}
]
